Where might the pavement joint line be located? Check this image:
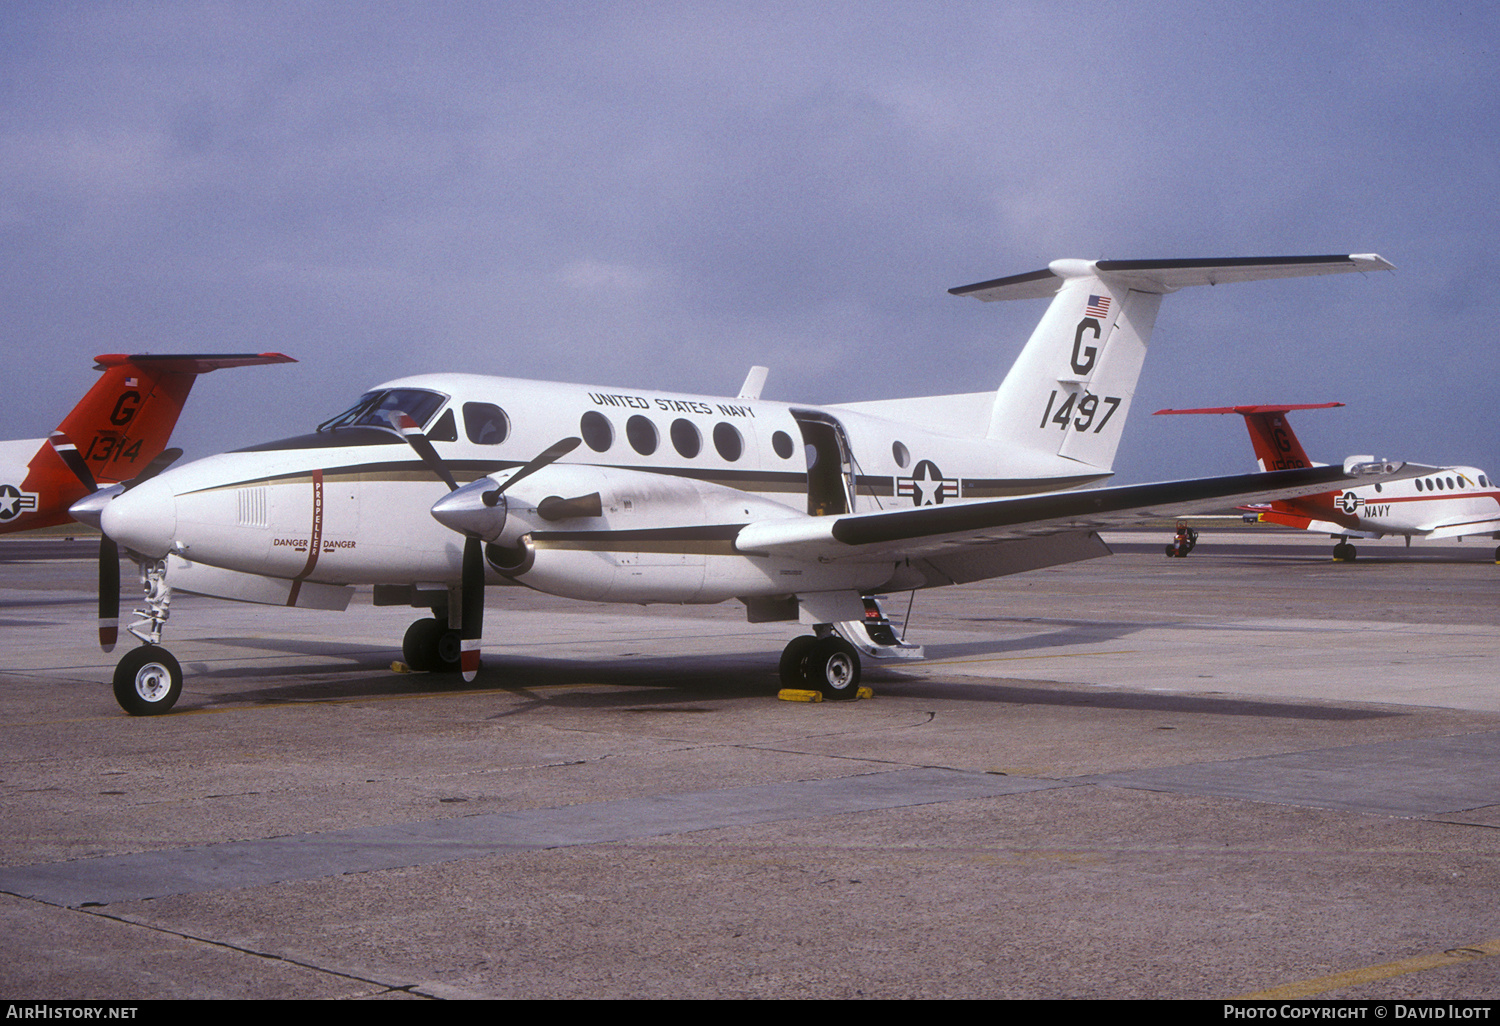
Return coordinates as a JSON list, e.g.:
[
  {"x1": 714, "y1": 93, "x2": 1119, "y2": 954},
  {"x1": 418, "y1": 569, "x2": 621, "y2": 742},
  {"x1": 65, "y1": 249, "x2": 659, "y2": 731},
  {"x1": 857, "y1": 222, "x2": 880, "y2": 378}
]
[
  {"x1": 0, "y1": 767, "x2": 1066, "y2": 907},
  {"x1": 71, "y1": 903, "x2": 420, "y2": 998},
  {"x1": 1237, "y1": 937, "x2": 1500, "y2": 999}
]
